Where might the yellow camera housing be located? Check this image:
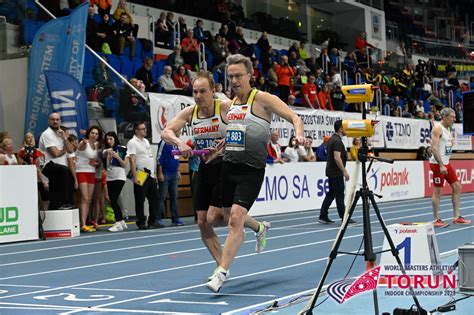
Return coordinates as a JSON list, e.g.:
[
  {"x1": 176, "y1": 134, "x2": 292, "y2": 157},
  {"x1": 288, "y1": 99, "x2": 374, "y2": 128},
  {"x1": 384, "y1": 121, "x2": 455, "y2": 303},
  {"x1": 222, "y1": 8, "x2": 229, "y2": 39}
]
[
  {"x1": 342, "y1": 120, "x2": 378, "y2": 137},
  {"x1": 341, "y1": 84, "x2": 375, "y2": 103}
]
